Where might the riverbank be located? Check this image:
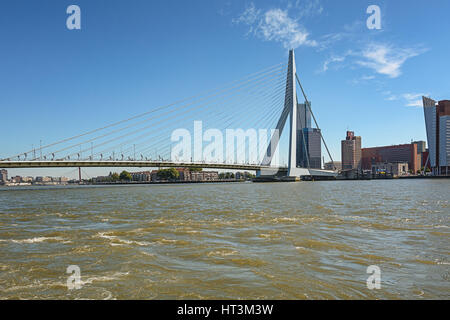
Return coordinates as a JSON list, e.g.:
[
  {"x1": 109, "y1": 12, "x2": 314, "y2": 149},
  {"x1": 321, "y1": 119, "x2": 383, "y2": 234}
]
[
  {"x1": 1, "y1": 181, "x2": 246, "y2": 187},
  {"x1": 90, "y1": 179, "x2": 245, "y2": 185}
]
